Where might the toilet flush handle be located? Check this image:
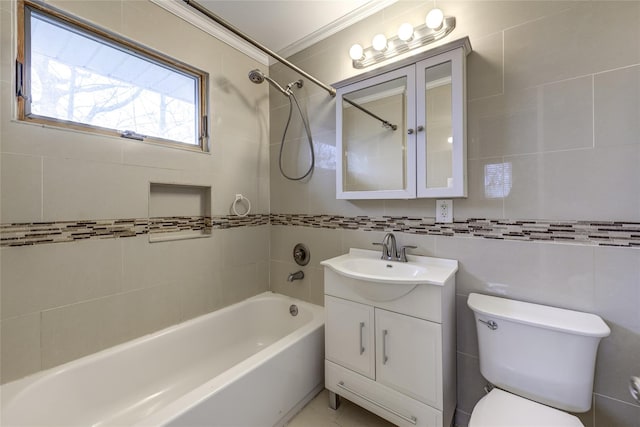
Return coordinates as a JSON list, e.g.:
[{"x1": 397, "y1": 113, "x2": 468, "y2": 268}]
[
  {"x1": 478, "y1": 319, "x2": 498, "y2": 330},
  {"x1": 630, "y1": 376, "x2": 640, "y2": 404}
]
